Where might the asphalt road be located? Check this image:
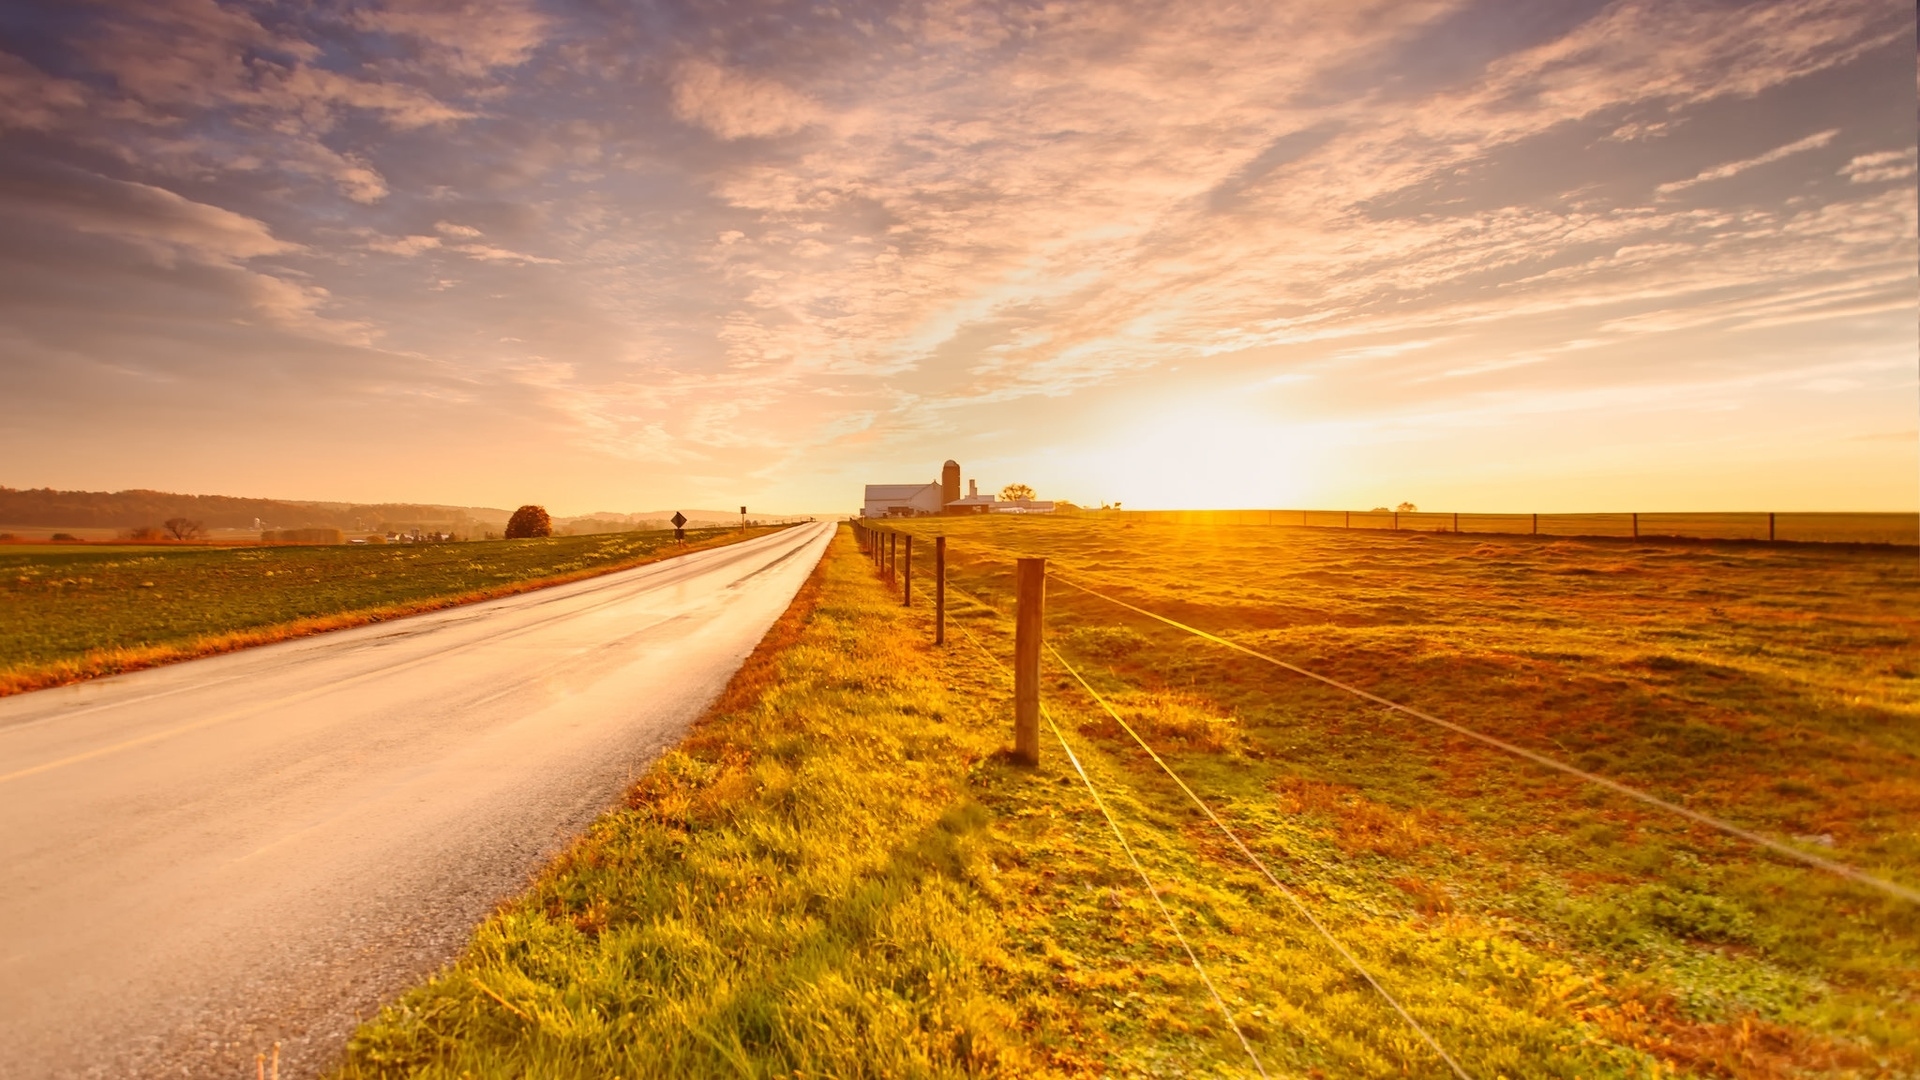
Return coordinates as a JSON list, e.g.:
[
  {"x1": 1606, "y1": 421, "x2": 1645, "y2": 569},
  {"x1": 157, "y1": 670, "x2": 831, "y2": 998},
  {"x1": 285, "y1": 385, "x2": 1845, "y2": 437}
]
[{"x1": 0, "y1": 521, "x2": 834, "y2": 1079}]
